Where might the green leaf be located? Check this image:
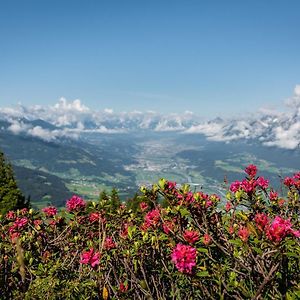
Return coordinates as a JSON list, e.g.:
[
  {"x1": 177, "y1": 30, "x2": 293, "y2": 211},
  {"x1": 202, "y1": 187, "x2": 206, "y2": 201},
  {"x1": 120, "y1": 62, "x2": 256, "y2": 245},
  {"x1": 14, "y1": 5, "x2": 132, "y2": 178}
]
[
  {"x1": 181, "y1": 184, "x2": 190, "y2": 194},
  {"x1": 252, "y1": 247, "x2": 263, "y2": 255},
  {"x1": 286, "y1": 252, "x2": 299, "y2": 258},
  {"x1": 179, "y1": 207, "x2": 190, "y2": 217},
  {"x1": 229, "y1": 239, "x2": 243, "y2": 247},
  {"x1": 197, "y1": 247, "x2": 208, "y2": 254},
  {"x1": 196, "y1": 271, "x2": 209, "y2": 277},
  {"x1": 128, "y1": 225, "x2": 136, "y2": 239},
  {"x1": 158, "y1": 178, "x2": 167, "y2": 190}
]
